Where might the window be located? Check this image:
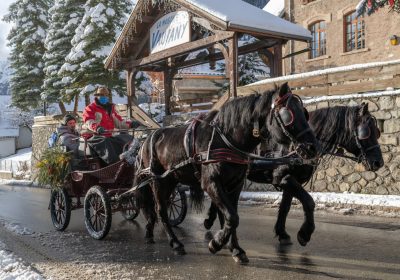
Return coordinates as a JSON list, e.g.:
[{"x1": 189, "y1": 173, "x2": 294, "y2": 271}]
[
  {"x1": 309, "y1": 21, "x2": 326, "y2": 59},
  {"x1": 344, "y1": 11, "x2": 365, "y2": 52}
]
